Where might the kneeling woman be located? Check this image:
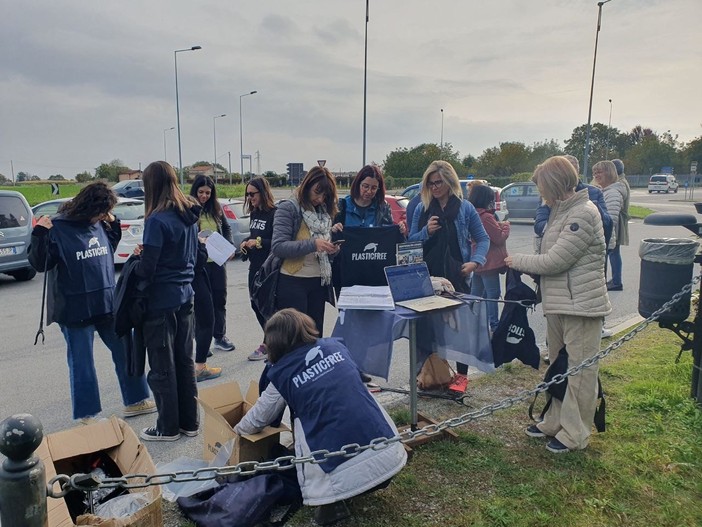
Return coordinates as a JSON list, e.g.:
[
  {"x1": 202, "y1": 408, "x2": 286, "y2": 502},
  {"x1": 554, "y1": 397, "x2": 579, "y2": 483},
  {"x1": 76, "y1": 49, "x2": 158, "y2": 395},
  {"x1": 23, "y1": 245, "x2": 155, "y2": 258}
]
[{"x1": 235, "y1": 308, "x2": 407, "y2": 524}]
